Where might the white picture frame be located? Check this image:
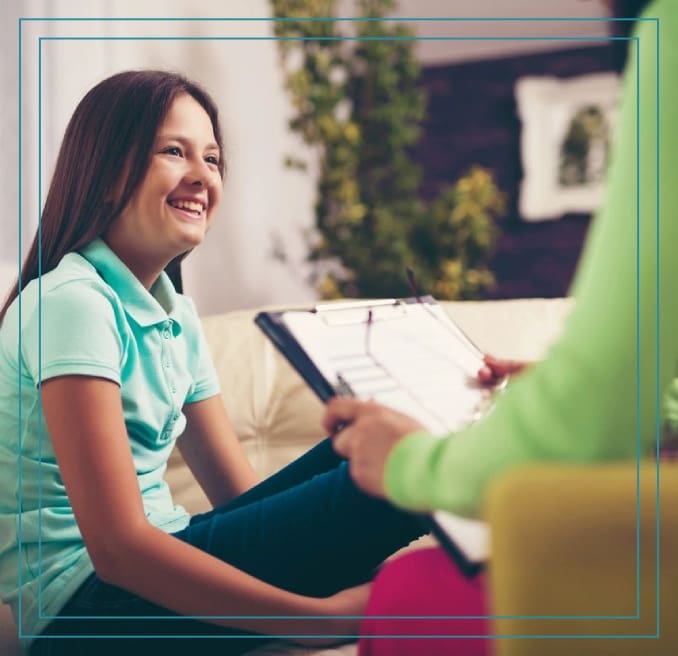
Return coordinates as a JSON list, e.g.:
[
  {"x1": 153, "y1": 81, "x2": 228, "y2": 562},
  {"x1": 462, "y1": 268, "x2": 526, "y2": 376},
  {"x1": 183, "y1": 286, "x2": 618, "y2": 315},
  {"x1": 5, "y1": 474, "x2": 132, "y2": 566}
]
[{"x1": 516, "y1": 72, "x2": 621, "y2": 222}]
